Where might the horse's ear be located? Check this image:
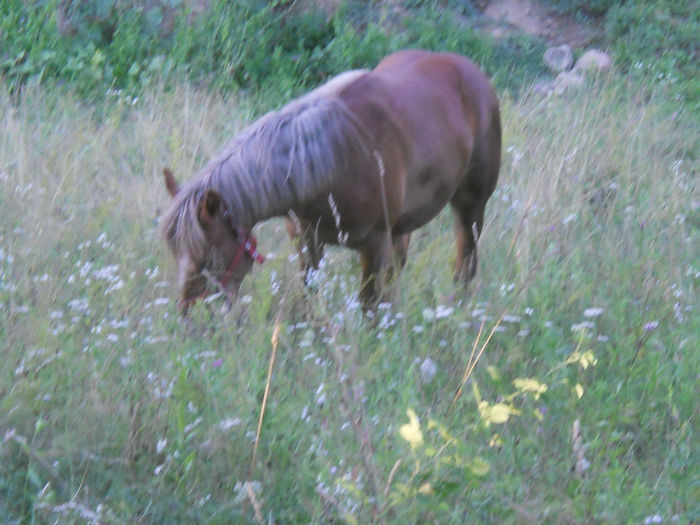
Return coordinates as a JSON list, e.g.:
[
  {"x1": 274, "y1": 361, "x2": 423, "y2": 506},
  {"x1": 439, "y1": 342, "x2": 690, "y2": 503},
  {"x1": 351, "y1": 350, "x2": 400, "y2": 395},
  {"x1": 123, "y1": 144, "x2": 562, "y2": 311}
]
[
  {"x1": 198, "y1": 190, "x2": 221, "y2": 226},
  {"x1": 163, "y1": 167, "x2": 180, "y2": 197}
]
